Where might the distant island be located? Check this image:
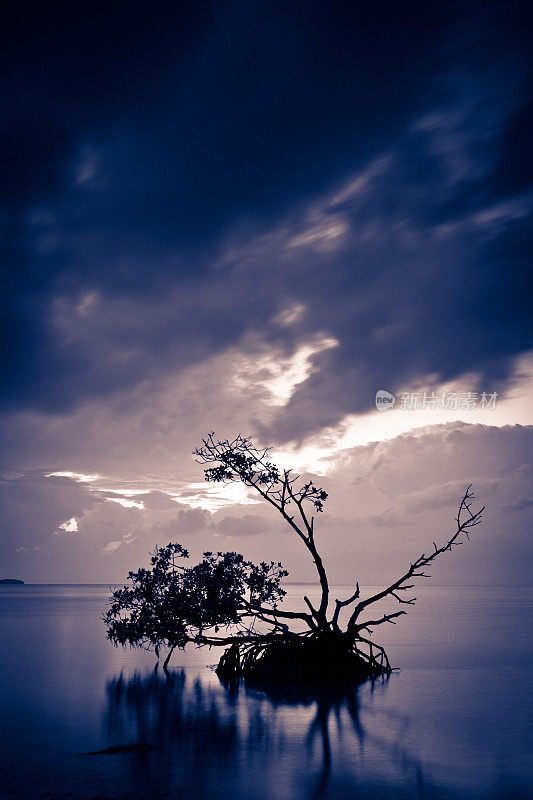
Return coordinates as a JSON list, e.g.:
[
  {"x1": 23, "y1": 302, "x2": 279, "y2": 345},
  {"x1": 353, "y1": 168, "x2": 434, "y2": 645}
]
[{"x1": 0, "y1": 579, "x2": 24, "y2": 585}]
